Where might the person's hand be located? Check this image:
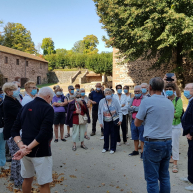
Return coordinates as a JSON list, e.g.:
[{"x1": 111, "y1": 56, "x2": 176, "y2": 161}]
[
  {"x1": 76, "y1": 109, "x2": 81, "y2": 114},
  {"x1": 100, "y1": 124, "x2": 103, "y2": 128},
  {"x1": 79, "y1": 101, "x2": 84, "y2": 106},
  {"x1": 122, "y1": 104, "x2": 125, "y2": 107},
  {"x1": 186, "y1": 134, "x2": 192, "y2": 140},
  {"x1": 117, "y1": 121, "x2": 122, "y2": 126},
  {"x1": 92, "y1": 101, "x2": 97, "y2": 104},
  {"x1": 13, "y1": 148, "x2": 31, "y2": 160},
  {"x1": 171, "y1": 75, "x2": 177, "y2": 83},
  {"x1": 163, "y1": 75, "x2": 167, "y2": 83},
  {"x1": 87, "y1": 103, "x2": 90, "y2": 108}
]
